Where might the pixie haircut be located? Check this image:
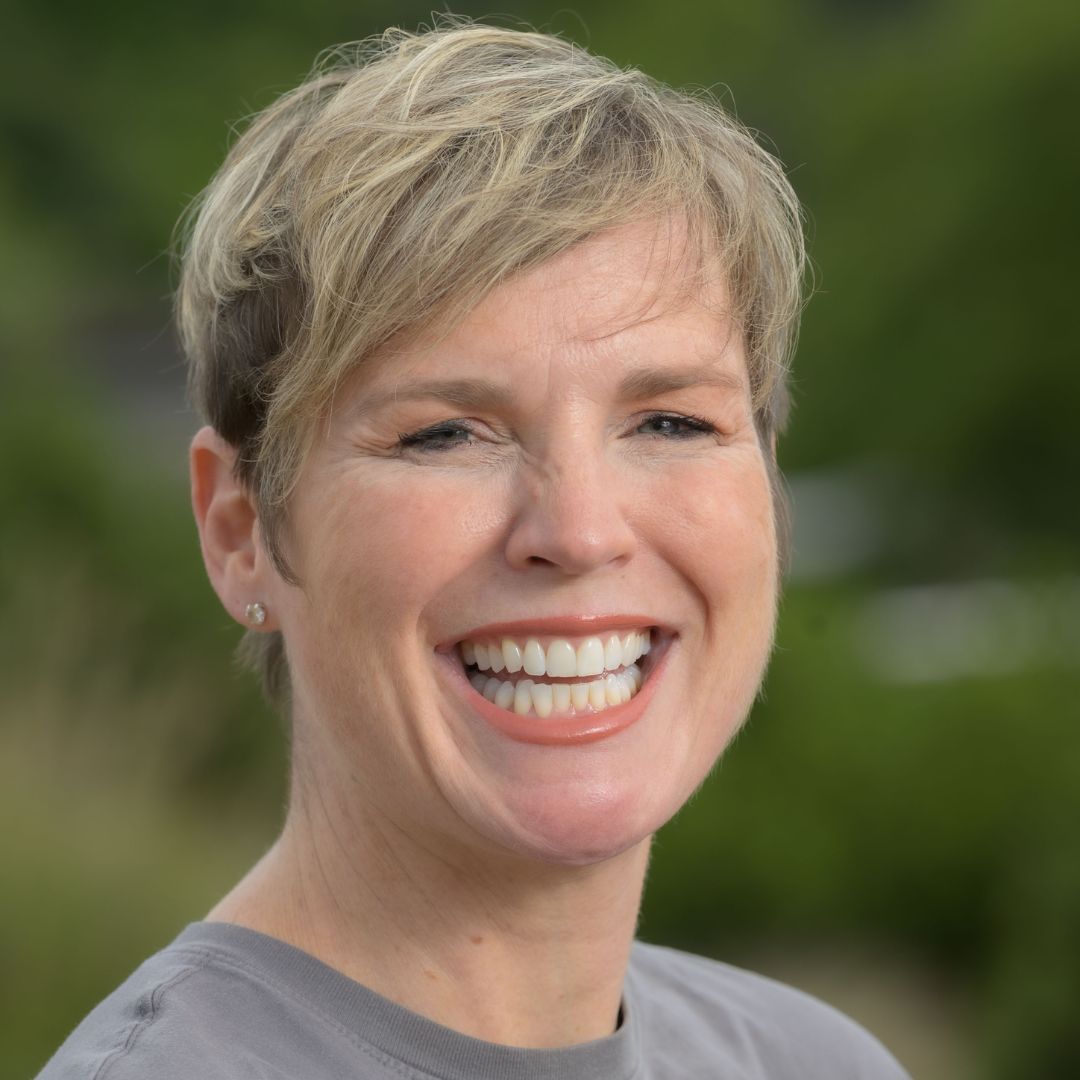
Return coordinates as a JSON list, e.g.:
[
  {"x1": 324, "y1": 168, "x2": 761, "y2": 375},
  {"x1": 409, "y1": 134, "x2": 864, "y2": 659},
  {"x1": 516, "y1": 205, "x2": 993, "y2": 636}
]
[{"x1": 176, "y1": 20, "x2": 806, "y2": 705}]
